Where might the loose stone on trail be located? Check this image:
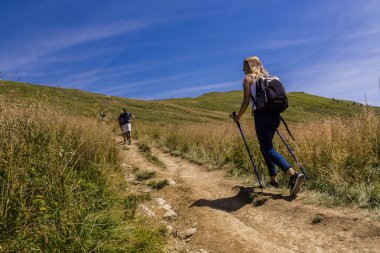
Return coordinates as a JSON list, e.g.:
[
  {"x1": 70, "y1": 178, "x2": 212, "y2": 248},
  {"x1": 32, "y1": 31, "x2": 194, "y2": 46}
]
[
  {"x1": 155, "y1": 197, "x2": 166, "y2": 206},
  {"x1": 177, "y1": 227, "x2": 197, "y2": 239},
  {"x1": 164, "y1": 209, "x2": 178, "y2": 220},
  {"x1": 142, "y1": 186, "x2": 153, "y2": 193},
  {"x1": 139, "y1": 204, "x2": 156, "y2": 217},
  {"x1": 166, "y1": 225, "x2": 174, "y2": 235},
  {"x1": 155, "y1": 197, "x2": 172, "y2": 211},
  {"x1": 167, "y1": 178, "x2": 176, "y2": 185},
  {"x1": 162, "y1": 203, "x2": 172, "y2": 211},
  {"x1": 126, "y1": 174, "x2": 135, "y2": 183}
]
